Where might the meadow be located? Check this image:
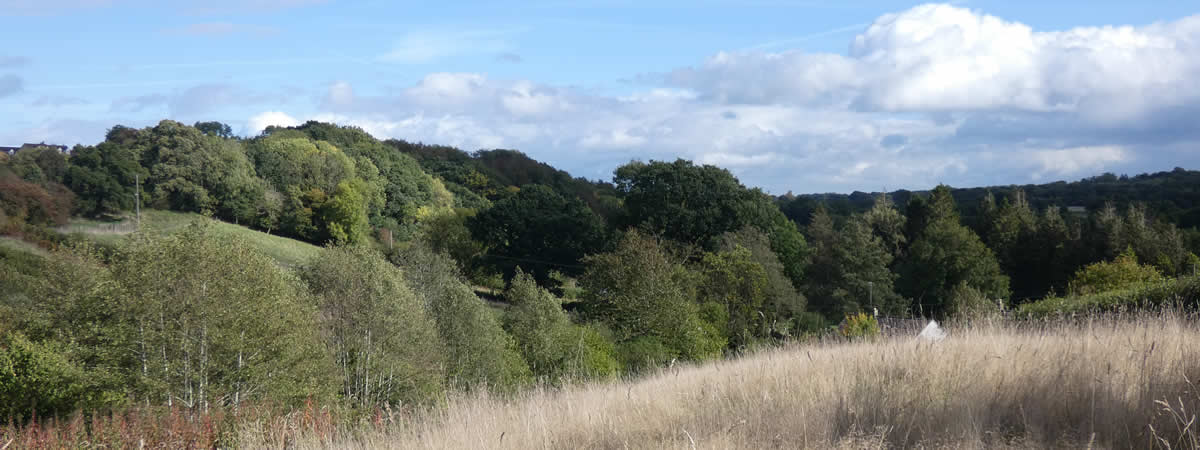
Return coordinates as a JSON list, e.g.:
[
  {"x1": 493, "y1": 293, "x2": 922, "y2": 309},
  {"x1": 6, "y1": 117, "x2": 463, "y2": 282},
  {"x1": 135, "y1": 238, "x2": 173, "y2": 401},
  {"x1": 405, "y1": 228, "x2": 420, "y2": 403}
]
[{"x1": 222, "y1": 312, "x2": 1200, "y2": 449}]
